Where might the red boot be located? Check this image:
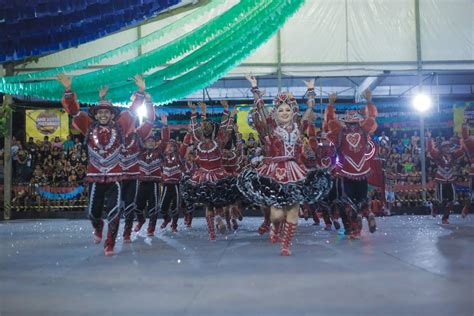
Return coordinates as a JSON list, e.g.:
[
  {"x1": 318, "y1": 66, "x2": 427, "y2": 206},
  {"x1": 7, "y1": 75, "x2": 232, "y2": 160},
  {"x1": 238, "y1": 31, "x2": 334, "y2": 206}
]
[
  {"x1": 225, "y1": 212, "x2": 232, "y2": 231},
  {"x1": 368, "y1": 212, "x2": 377, "y2": 233},
  {"x1": 184, "y1": 212, "x2": 193, "y2": 228},
  {"x1": 257, "y1": 219, "x2": 270, "y2": 235},
  {"x1": 461, "y1": 201, "x2": 470, "y2": 218},
  {"x1": 104, "y1": 231, "x2": 115, "y2": 256},
  {"x1": 280, "y1": 221, "x2": 297, "y2": 256},
  {"x1": 231, "y1": 218, "x2": 239, "y2": 230},
  {"x1": 206, "y1": 215, "x2": 216, "y2": 241},
  {"x1": 270, "y1": 222, "x2": 282, "y2": 244},
  {"x1": 350, "y1": 215, "x2": 362, "y2": 239},
  {"x1": 92, "y1": 219, "x2": 104, "y2": 244},
  {"x1": 160, "y1": 216, "x2": 171, "y2": 229},
  {"x1": 134, "y1": 216, "x2": 145, "y2": 232},
  {"x1": 171, "y1": 217, "x2": 178, "y2": 233},
  {"x1": 123, "y1": 226, "x2": 132, "y2": 243},
  {"x1": 147, "y1": 221, "x2": 157, "y2": 237}
]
